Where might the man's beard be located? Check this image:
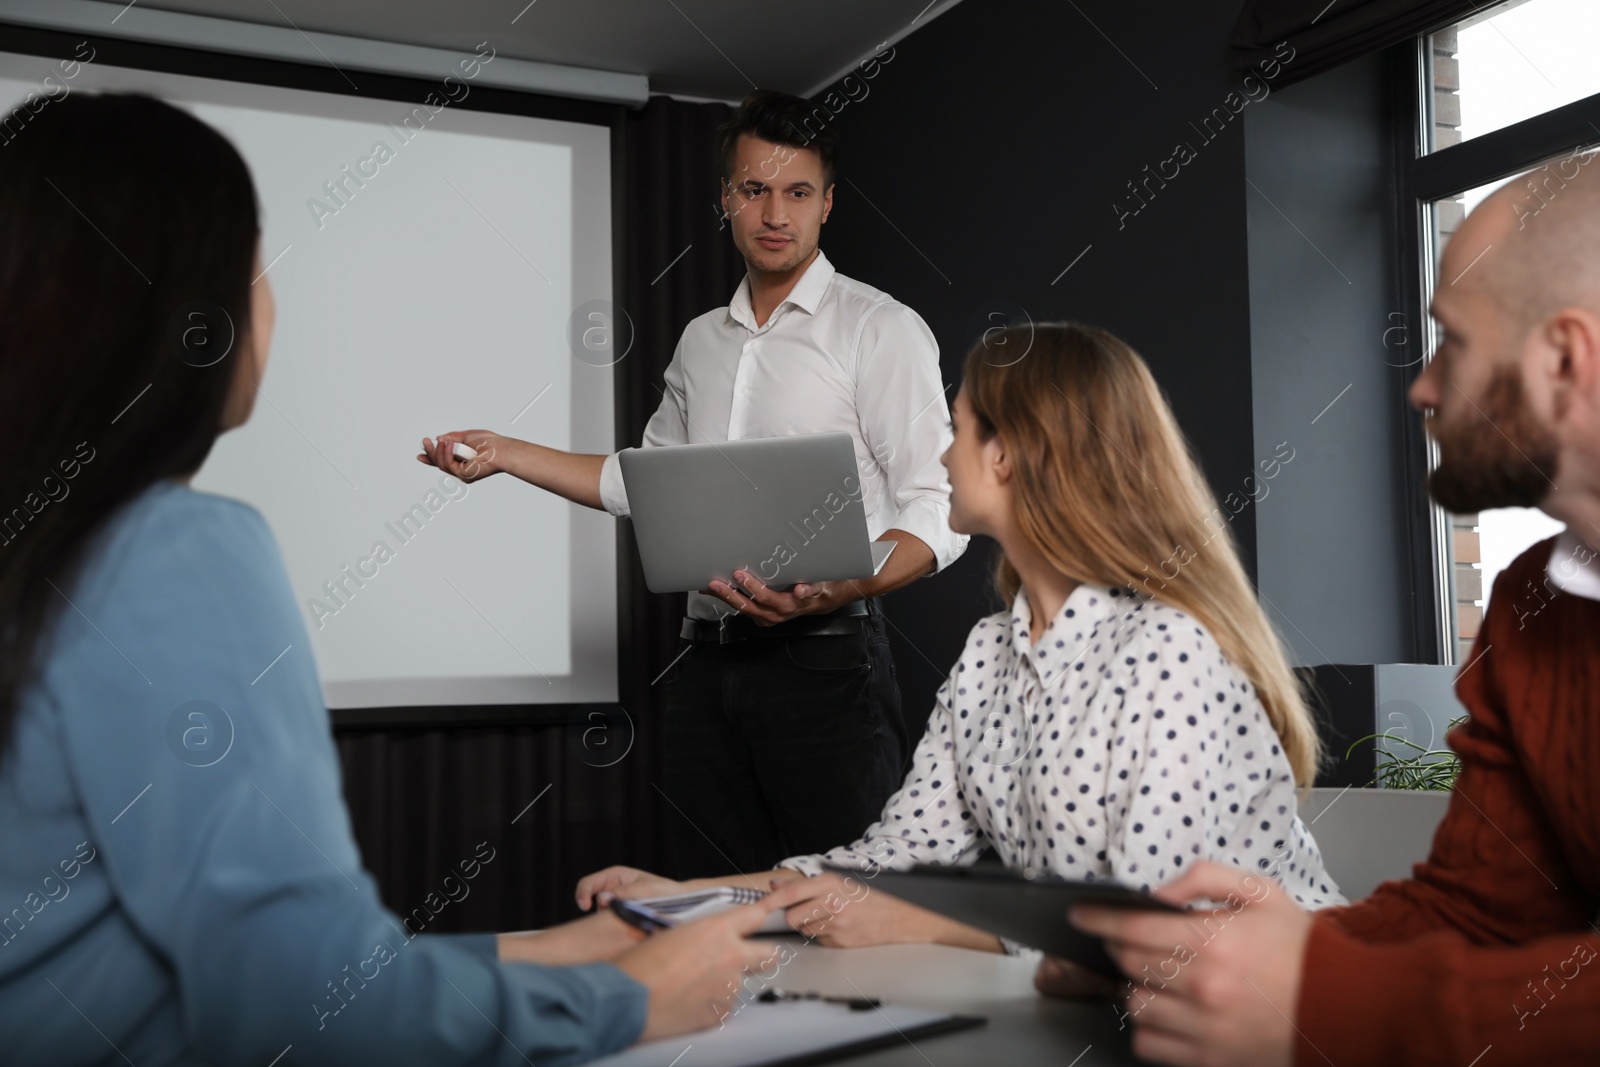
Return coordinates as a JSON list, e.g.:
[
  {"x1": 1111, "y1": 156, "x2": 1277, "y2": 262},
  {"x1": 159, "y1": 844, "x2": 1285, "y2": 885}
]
[{"x1": 1427, "y1": 365, "x2": 1560, "y2": 514}]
